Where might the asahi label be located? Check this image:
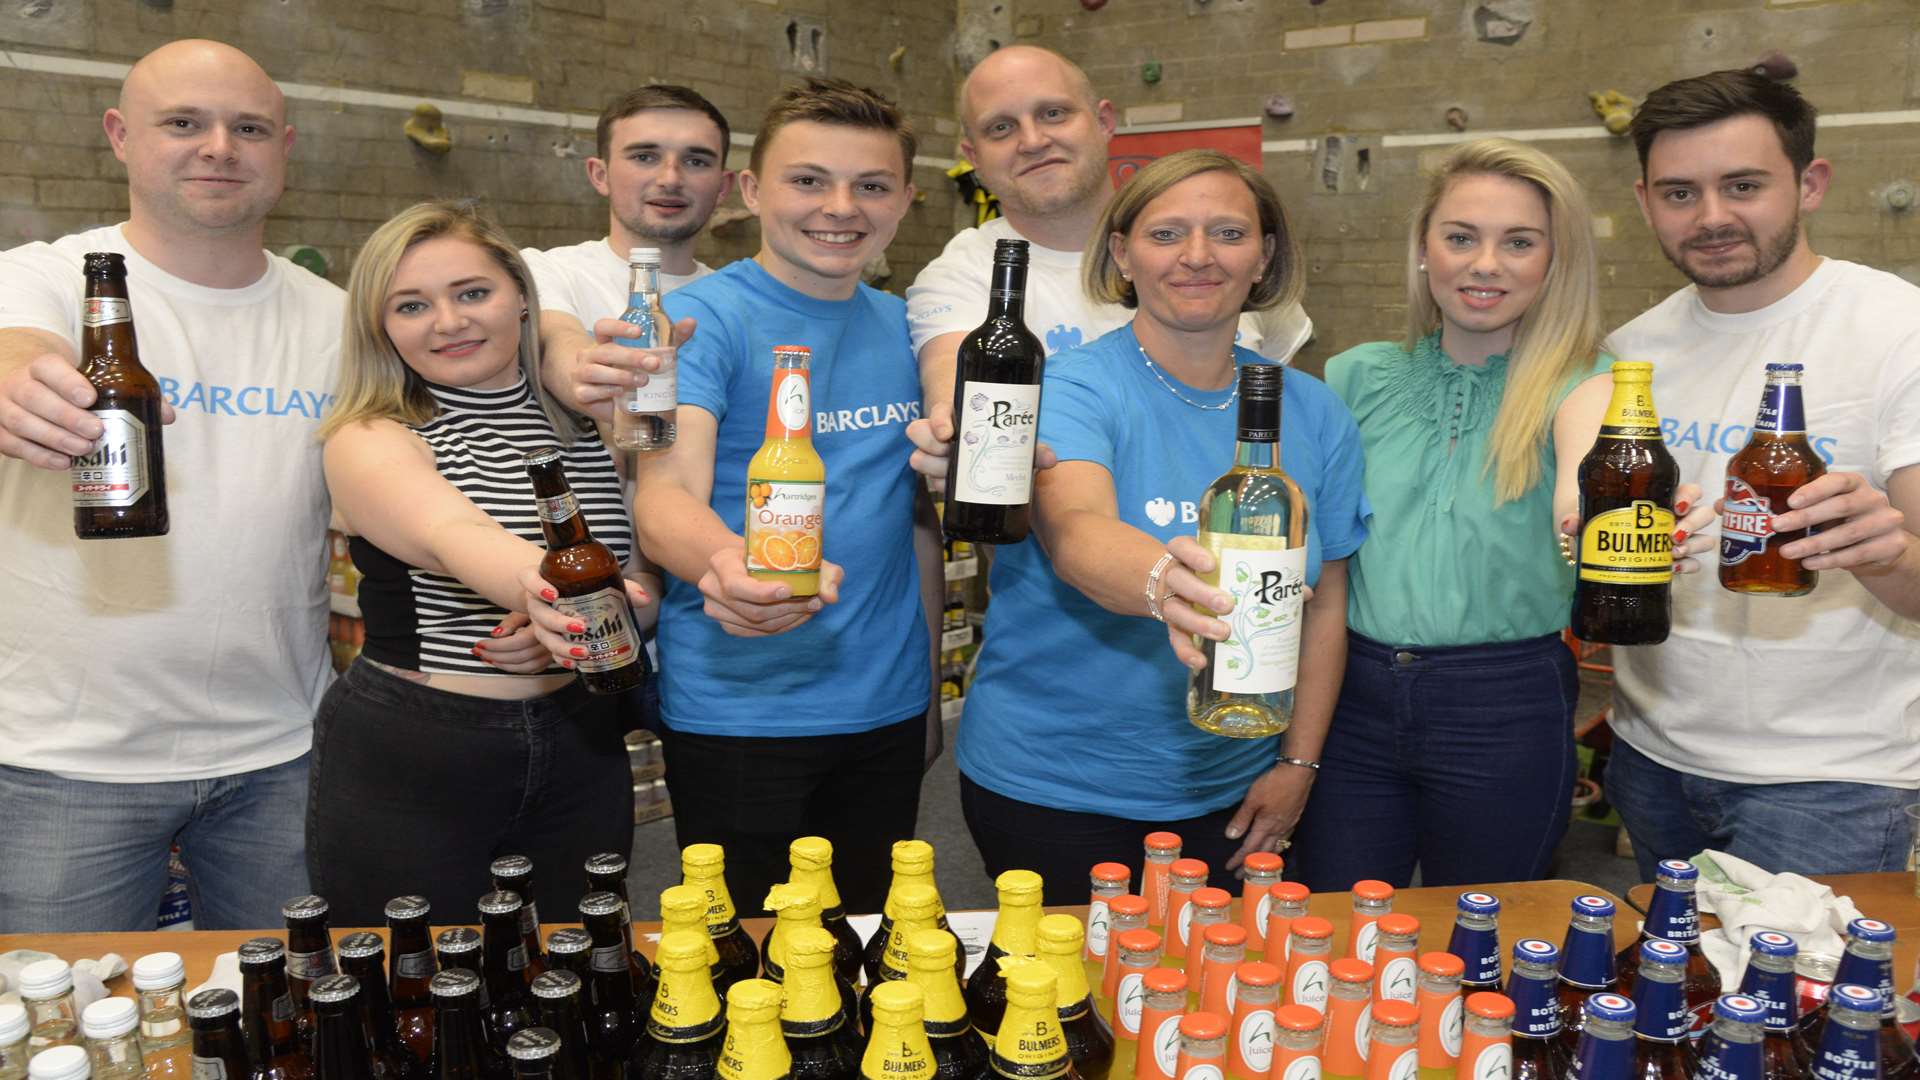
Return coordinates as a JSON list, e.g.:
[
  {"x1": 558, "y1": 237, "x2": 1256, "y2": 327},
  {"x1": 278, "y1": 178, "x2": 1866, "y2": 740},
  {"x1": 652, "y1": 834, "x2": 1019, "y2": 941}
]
[
  {"x1": 535, "y1": 491, "x2": 578, "y2": 523},
  {"x1": 285, "y1": 949, "x2": 335, "y2": 981},
  {"x1": 71, "y1": 408, "x2": 151, "y2": 508},
  {"x1": 272, "y1": 994, "x2": 292, "y2": 1022},
  {"x1": 592, "y1": 944, "x2": 627, "y2": 974},
  {"x1": 1201, "y1": 537, "x2": 1306, "y2": 695},
  {"x1": 1578, "y1": 502, "x2": 1675, "y2": 585},
  {"x1": 508, "y1": 944, "x2": 528, "y2": 972},
  {"x1": 83, "y1": 297, "x2": 130, "y2": 327},
  {"x1": 395, "y1": 951, "x2": 434, "y2": 980},
  {"x1": 553, "y1": 586, "x2": 640, "y2": 674},
  {"x1": 192, "y1": 1056, "x2": 230, "y2": 1079},
  {"x1": 953, "y1": 380, "x2": 1040, "y2": 506}
]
